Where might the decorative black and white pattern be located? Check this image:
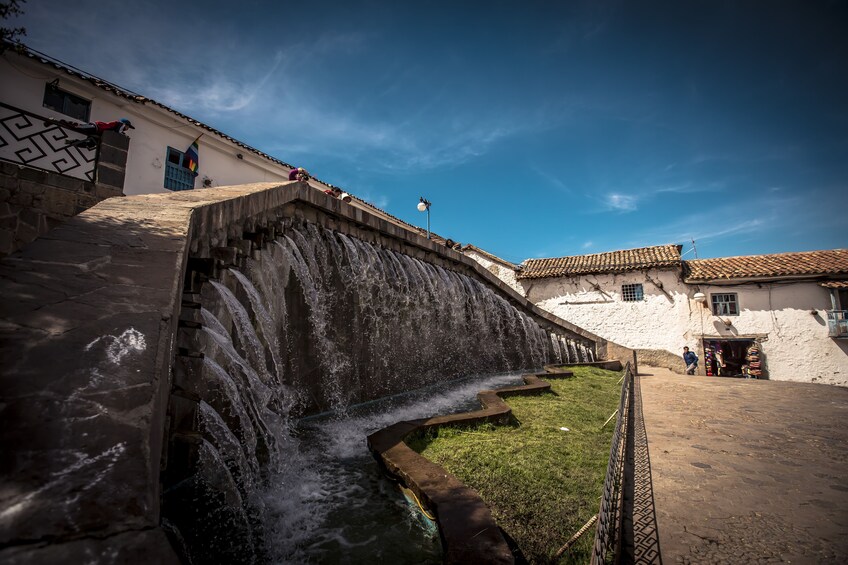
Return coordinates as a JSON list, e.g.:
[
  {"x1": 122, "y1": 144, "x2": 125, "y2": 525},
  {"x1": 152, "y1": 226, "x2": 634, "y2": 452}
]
[{"x1": 0, "y1": 102, "x2": 96, "y2": 181}]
